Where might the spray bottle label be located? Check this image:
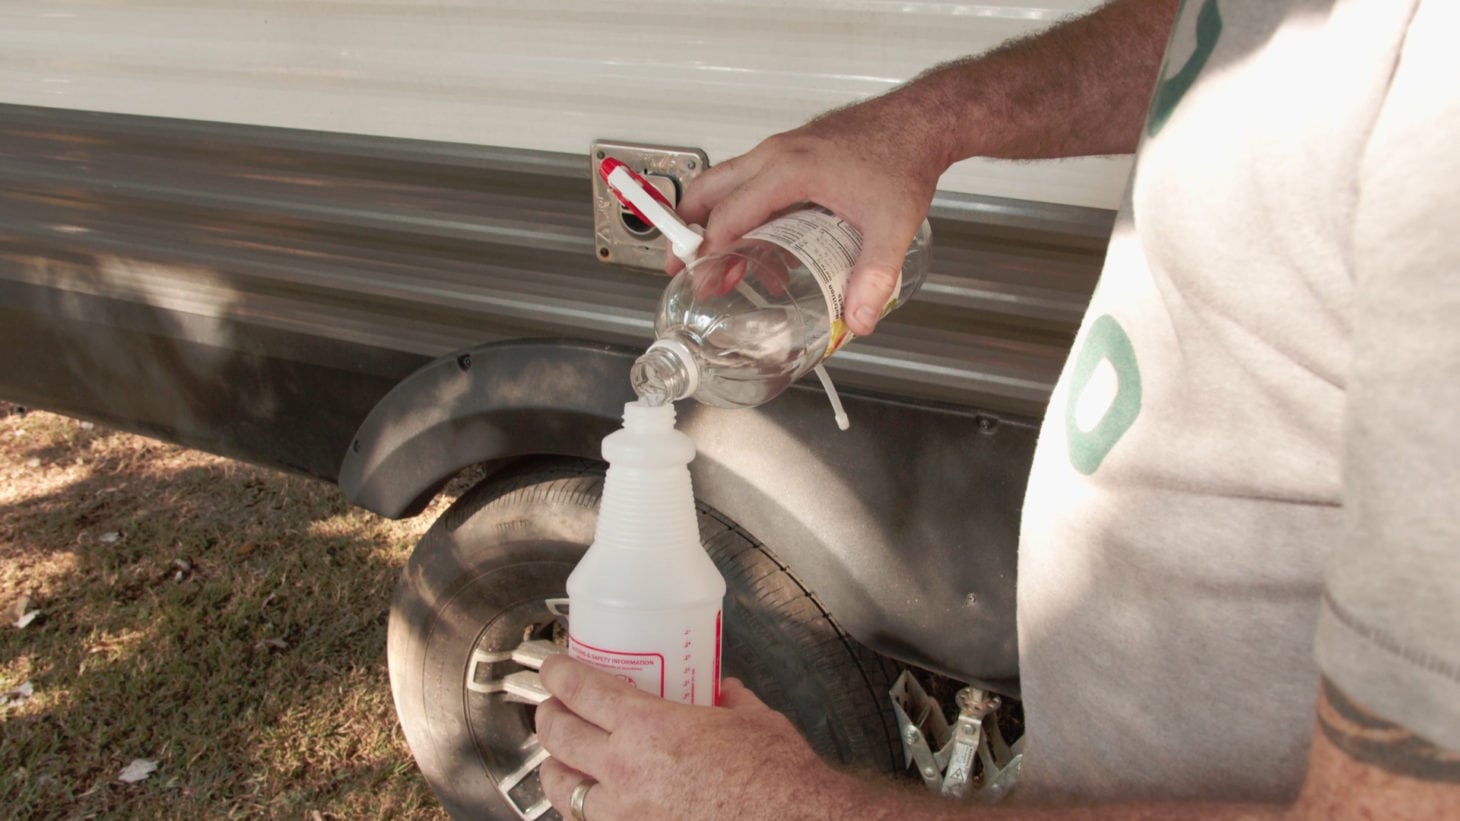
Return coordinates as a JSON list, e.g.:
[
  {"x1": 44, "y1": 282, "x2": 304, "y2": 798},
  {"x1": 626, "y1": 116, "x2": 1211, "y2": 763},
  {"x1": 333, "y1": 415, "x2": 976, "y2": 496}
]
[
  {"x1": 745, "y1": 208, "x2": 902, "y2": 359},
  {"x1": 570, "y1": 637, "x2": 666, "y2": 697},
  {"x1": 567, "y1": 607, "x2": 722, "y2": 704}
]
